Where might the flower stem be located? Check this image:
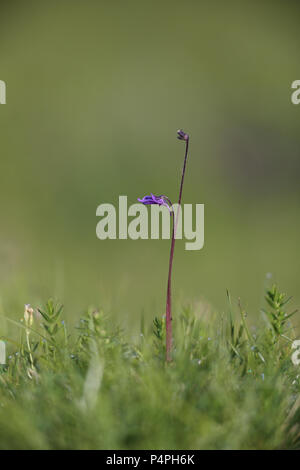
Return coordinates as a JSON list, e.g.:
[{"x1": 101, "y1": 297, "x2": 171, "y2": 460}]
[{"x1": 166, "y1": 133, "x2": 189, "y2": 362}]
